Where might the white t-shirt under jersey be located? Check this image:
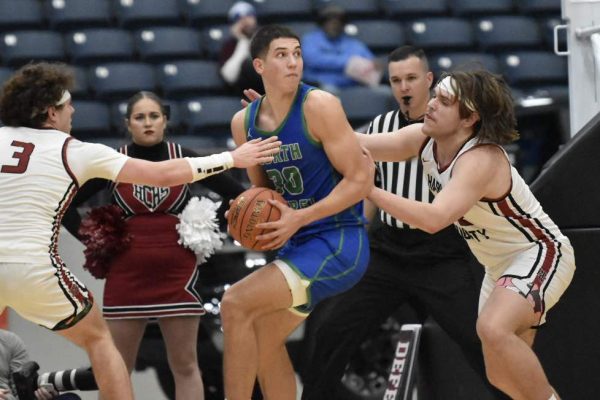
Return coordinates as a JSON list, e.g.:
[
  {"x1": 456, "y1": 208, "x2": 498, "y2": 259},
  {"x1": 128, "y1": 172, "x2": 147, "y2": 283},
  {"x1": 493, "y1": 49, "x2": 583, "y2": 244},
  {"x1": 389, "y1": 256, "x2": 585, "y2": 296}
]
[{"x1": 0, "y1": 126, "x2": 128, "y2": 263}]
